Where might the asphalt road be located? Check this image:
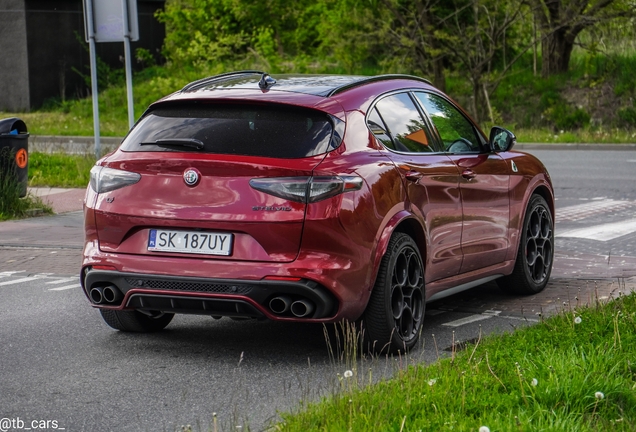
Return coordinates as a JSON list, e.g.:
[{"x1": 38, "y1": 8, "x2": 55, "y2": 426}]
[
  {"x1": 0, "y1": 273, "x2": 537, "y2": 432},
  {"x1": 0, "y1": 149, "x2": 635, "y2": 432}
]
